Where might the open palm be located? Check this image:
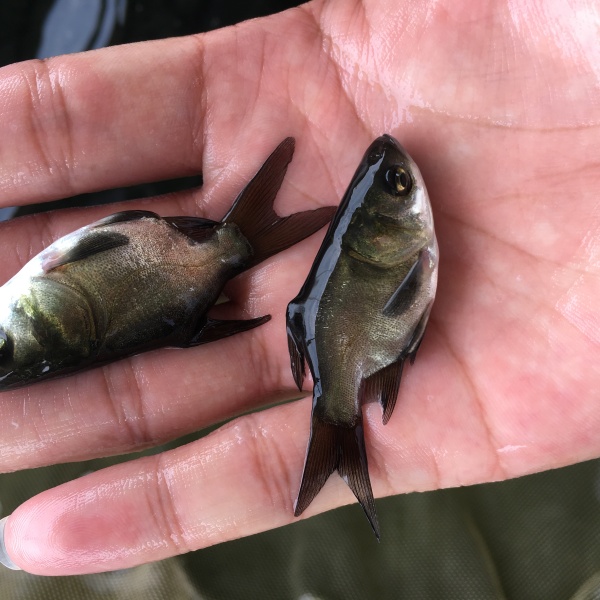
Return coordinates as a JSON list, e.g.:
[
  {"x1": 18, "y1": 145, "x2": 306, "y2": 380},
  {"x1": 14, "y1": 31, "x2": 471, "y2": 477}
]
[{"x1": 0, "y1": 0, "x2": 598, "y2": 576}]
